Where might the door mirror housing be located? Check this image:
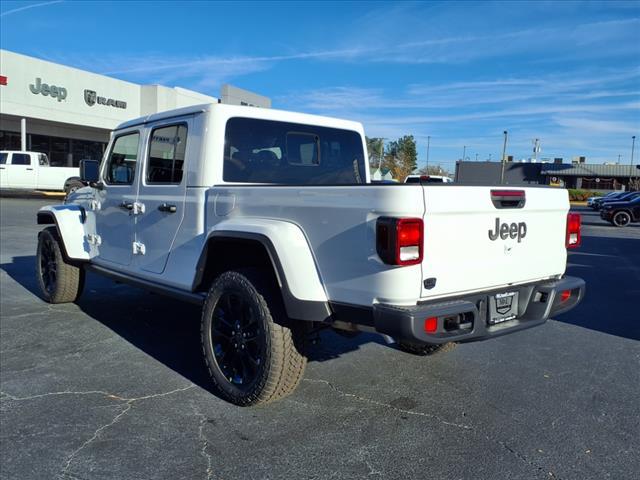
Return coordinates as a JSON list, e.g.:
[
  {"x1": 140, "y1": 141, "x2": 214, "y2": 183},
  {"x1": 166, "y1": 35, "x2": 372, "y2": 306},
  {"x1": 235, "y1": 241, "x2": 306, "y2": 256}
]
[{"x1": 80, "y1": 159, "x2": 100, "y2": 183}]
